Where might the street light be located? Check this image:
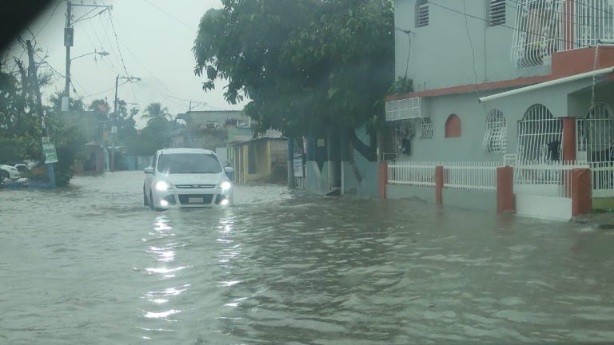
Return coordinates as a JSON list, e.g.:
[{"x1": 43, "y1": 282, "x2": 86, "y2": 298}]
[
  {"x1": 62, "y1": 50, "x2": 110, "y2": 112},
  {"x1": 70, "y1": 50, "x2": 109, "y2": 61}
]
